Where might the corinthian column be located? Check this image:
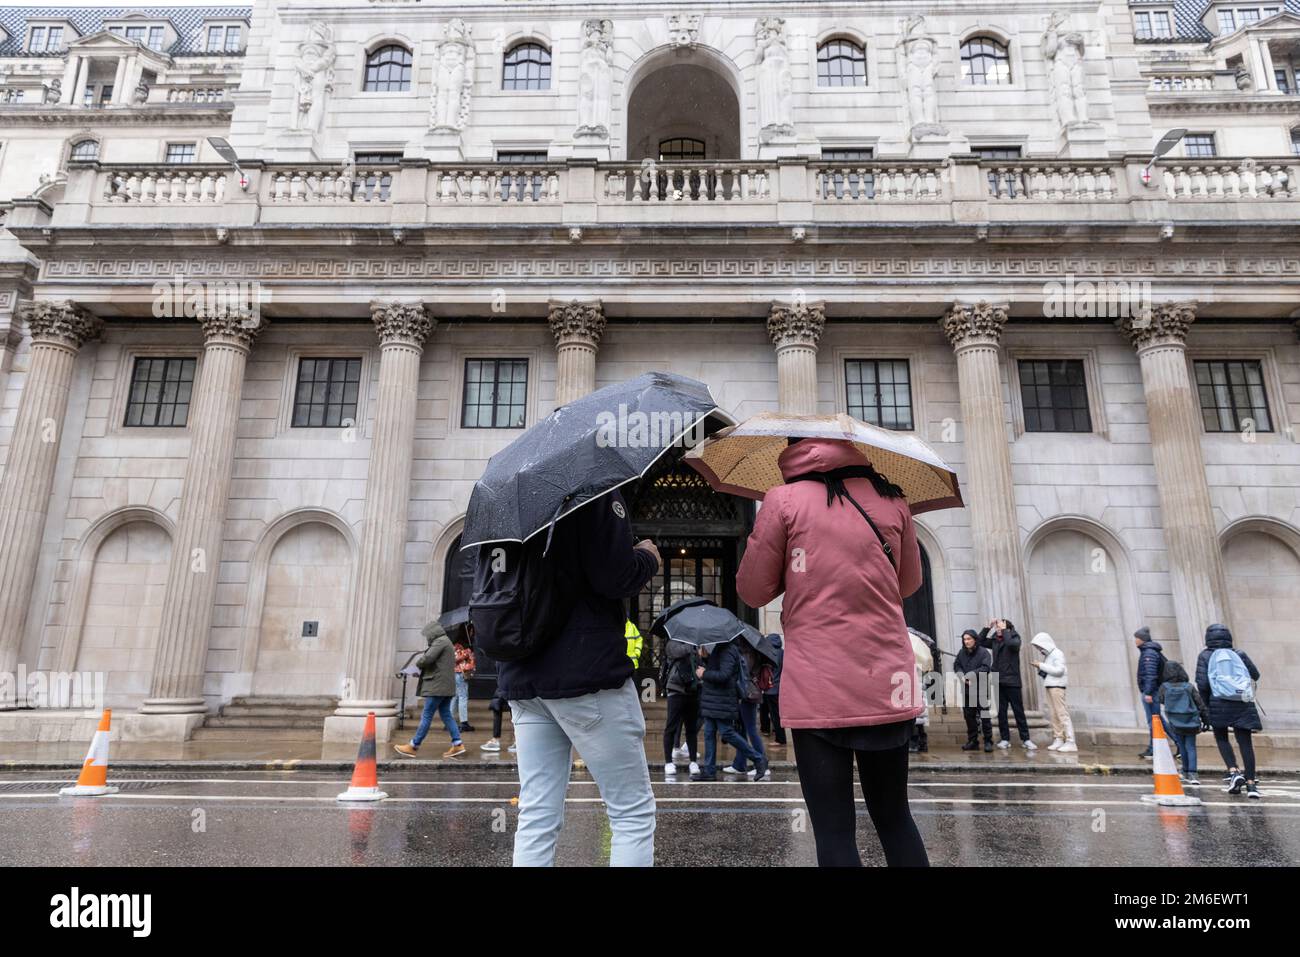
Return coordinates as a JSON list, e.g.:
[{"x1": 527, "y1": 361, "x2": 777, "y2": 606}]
[
  {"x1": 767, "y1": 300, "x2": 825, "y2": 414},
  {"x1": 942, "y1": 302, "x2": 1030, "y2": 678},
  {"x1": 549, "y1": 299, "x2": 605, "y2": 405},
  {"x1": 1117, "y1": 303, "x2": 1229, "y2": 649},
  {"x1": 0, "y1": 301, "x2": 101, "y2": 703},
  {"x1": 327, "y1": 301, "x2": 434, "y2": 742},
  {"x1": 133, "y1": 312, "x2": 263, "y2": 735}
]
